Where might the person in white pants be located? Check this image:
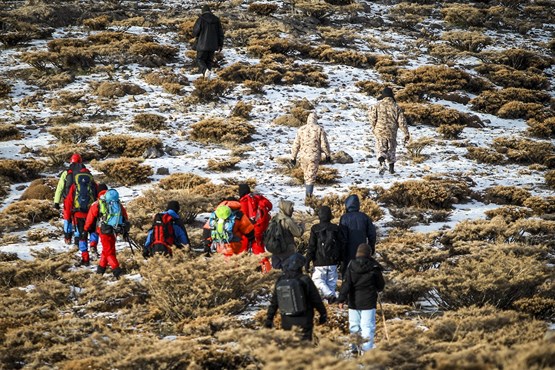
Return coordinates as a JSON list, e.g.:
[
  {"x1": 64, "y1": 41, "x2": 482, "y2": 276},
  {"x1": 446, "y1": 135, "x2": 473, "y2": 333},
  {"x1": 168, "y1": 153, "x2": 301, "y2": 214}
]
[{"x1": 305, "y1": 206, "x2": 345, "y2": 302}]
